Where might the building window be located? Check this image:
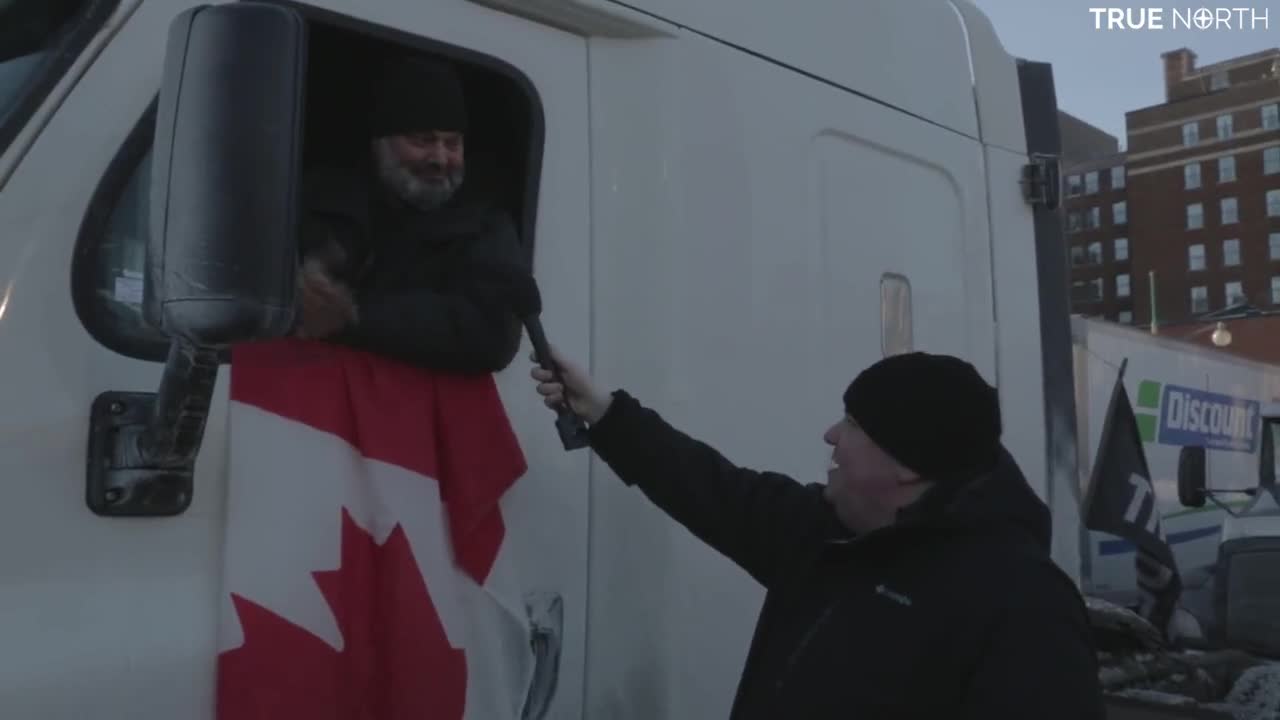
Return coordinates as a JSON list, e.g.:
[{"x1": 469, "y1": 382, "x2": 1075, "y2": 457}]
[
  {"x1": 1269, "y1": 190, "x2": 1280, "y2": 217},
  {"x1": 1191, "y1": 286, "x2": 1209, "y2": 313},
  {"x1": 1067, "y1": 174, "x2": 1082, "y2": 196},
  {"x1": 1085, "y1": 171, "x2": 1099, "y2": 195},
  {"x1": 1116, "y1": 273, "x2": 1131, "y2": 298},
  {"x1": 1271, "y1": 233, "x2": 1280, "y2": 260},
  {"x1": 1224, "y1": 238, "x2": 1241, "y2": 266},
  {"x1": 1211, "y1": 71, "x2": 1229, "y2": 90},
  {"x1": 1067, "y1": 210, "x2": 1081, "y2": 232},
  {"x1": 1112, "y1": 201, "x2": 1127, "y2": 225},
  {"x1": 1266, "y1": 147, "x2": 1280, "y2": 175},
  {"x1": 1189, "y1": 243, "x2": 1207, "y2": 270},
  {"x1": 1072, "y1": 280, "x2": 1103, "y2": 303},
  {"x1": 1264, "y1": 104, "x2": 1279, "y2": 130},
  {"x1": 1221, "y1": 197, "x2": 1239, "y2": 224},
  {"x1": 1119, "y1": 310, "x2": 1133, "y2": 324},
  {"x1": 1183, "y1": 122, "x2": 1199, "y2": 146},
  {"x1": 1226, "y1": 281, "x2": 1245, "y2": 306},
  {"x1": 1219, "y1": 155, "x2": 1236, "y2": 183},
  {"x1": 1085, "y1": 207, "x2": 1101, "y2": 230},
  {"x1": 1071, "y1": 246, "x2": 1086, "y2": 266},
  {"x1": 1188, "y1": 202, "x2": 1204, "y2": 229},
  {"x1": 1088, "y1": 241, "x2": 1103, "y2": 264},
  {"x1": 1115, "y1": 237, "x2": 1129, "y2": 261},
  {"x1": 1218, "y1": 114, "x2": 1234, "y2": 139},
  {"x1": 1272, "y1": 276, "x2": 1280, "y2": 304},
  {"x1": 1111, "y1": 166, "x2": 1125, "y2": 189},
  {"x1": 1185, "y1": 162, "x2": 1201, "y2": 189}
]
